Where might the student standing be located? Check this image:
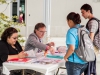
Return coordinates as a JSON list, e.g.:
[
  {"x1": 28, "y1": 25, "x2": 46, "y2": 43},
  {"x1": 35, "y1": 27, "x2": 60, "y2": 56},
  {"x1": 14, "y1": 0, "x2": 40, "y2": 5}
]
[
  {"x1": 80, "y1": 4, "x2": 97, "y2": 75},
  {"x1": 64, "y1": 12, "x2": 88, "y2": 75}
]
